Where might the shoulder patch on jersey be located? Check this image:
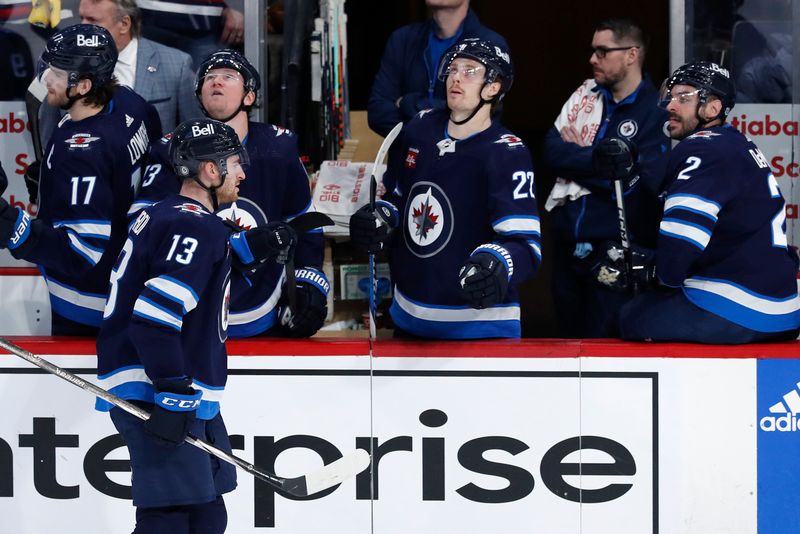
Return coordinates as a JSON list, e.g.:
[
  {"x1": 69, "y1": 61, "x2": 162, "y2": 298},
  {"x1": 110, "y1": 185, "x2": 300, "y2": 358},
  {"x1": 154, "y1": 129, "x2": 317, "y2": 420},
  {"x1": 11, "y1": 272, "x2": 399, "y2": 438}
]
[
  {"x1": 494, "y1": 134, "x2": 525, "y2": 148},
  {"x1": 175, "y1": 203, "x2": 209, "y2": 216},
  {"x1": 405, "y1": 147, "x2": 420, "y2": 168},
  {"x1": 687, "y1": 130, "x2": 721, "y2": 140},
  {"x1": 125, "y1": 114, "x2": 134, "y2": 127},
  {"x1": 159, "y1": 133, "x2": 173, "y2": 144},
  {"x1": 417, "y1": 109, "x2": 433, "y2": 119},
  {"x1": 271, "y1": 125, "x2": 293, "y2": 137},
  {"x1": 64, "y1": 133, "x2": 101, "y2": 150}
]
